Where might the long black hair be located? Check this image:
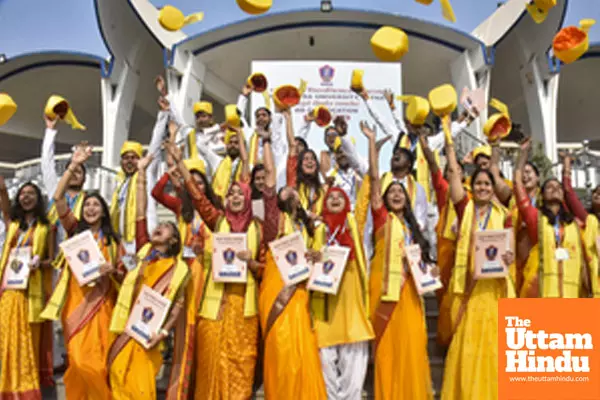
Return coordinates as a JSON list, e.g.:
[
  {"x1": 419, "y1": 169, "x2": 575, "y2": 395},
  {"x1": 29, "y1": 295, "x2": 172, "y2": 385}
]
[
  {"x1": 470, "y1": 167, "x2": 496, "y2": 191},
  {"x1": 10, "y1": 182, "x2": 49, "y2": 230},
  {"x1": 589, "y1": 185, "x2": 600, "y2": 216},
  {"x1": 276, "y1": 188, "x2": 315, "y2": 238},
  {"x1": 73, "y1": 192, "x2": 119, "y2": 246},
  {"x1": 539, "y1": 178, "x2": 574, "y2": 224},
  {"x1": 181, "y1": 170, "x2": 221, "y2": 224},
  {"x1": 382, "y1": 181, "x2": 433, "y2": 263},
  {"x1": 296, "y1": 149, "x2": 322, "y2": 194},
  {"x1": 250, "y1": 164, "x2": 266, "y2": 200},
  {"x1": 161, "y1": 221, "x2": 182, "y2": 257}
]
